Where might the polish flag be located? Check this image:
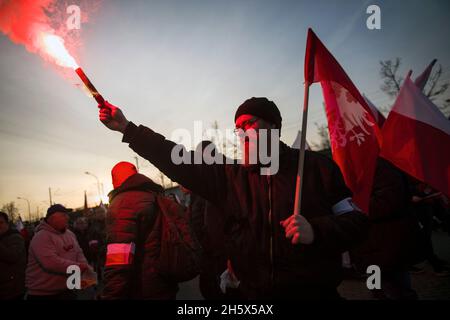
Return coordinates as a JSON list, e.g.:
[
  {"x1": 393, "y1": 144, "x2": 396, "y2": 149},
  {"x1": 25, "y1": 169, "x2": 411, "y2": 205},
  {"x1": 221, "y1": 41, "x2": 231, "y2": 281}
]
[
  {"x1": 359, "y1": 59, "x2": 436, "y2": 130},
  {"x1": 380, "y1": 75, "x2": 450, "y2": 197},
  {"x1": 304, "y1": 28, "x2": 381, "y2": 213},
  {"x1": 15, "y1": 216, "x2": 24, "y2": 232},
  {"x1": 414, "y1": 59, "x2": 437, "y2": 92},
  {"x1": 363, "y1": 94, "x2": 386, "y2": 128}
]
